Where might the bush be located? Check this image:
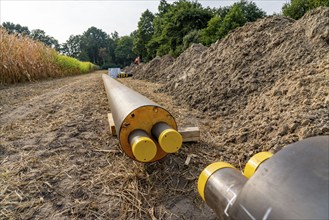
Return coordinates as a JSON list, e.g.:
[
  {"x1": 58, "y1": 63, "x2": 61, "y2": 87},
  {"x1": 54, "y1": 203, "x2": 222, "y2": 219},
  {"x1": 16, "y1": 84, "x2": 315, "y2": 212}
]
[
  {"x1": 55, "y1": 54, "x2": 95, "y2": 75},
  {"x1": 282, "y1": 0, "x2": 329, "y2": 20}
]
